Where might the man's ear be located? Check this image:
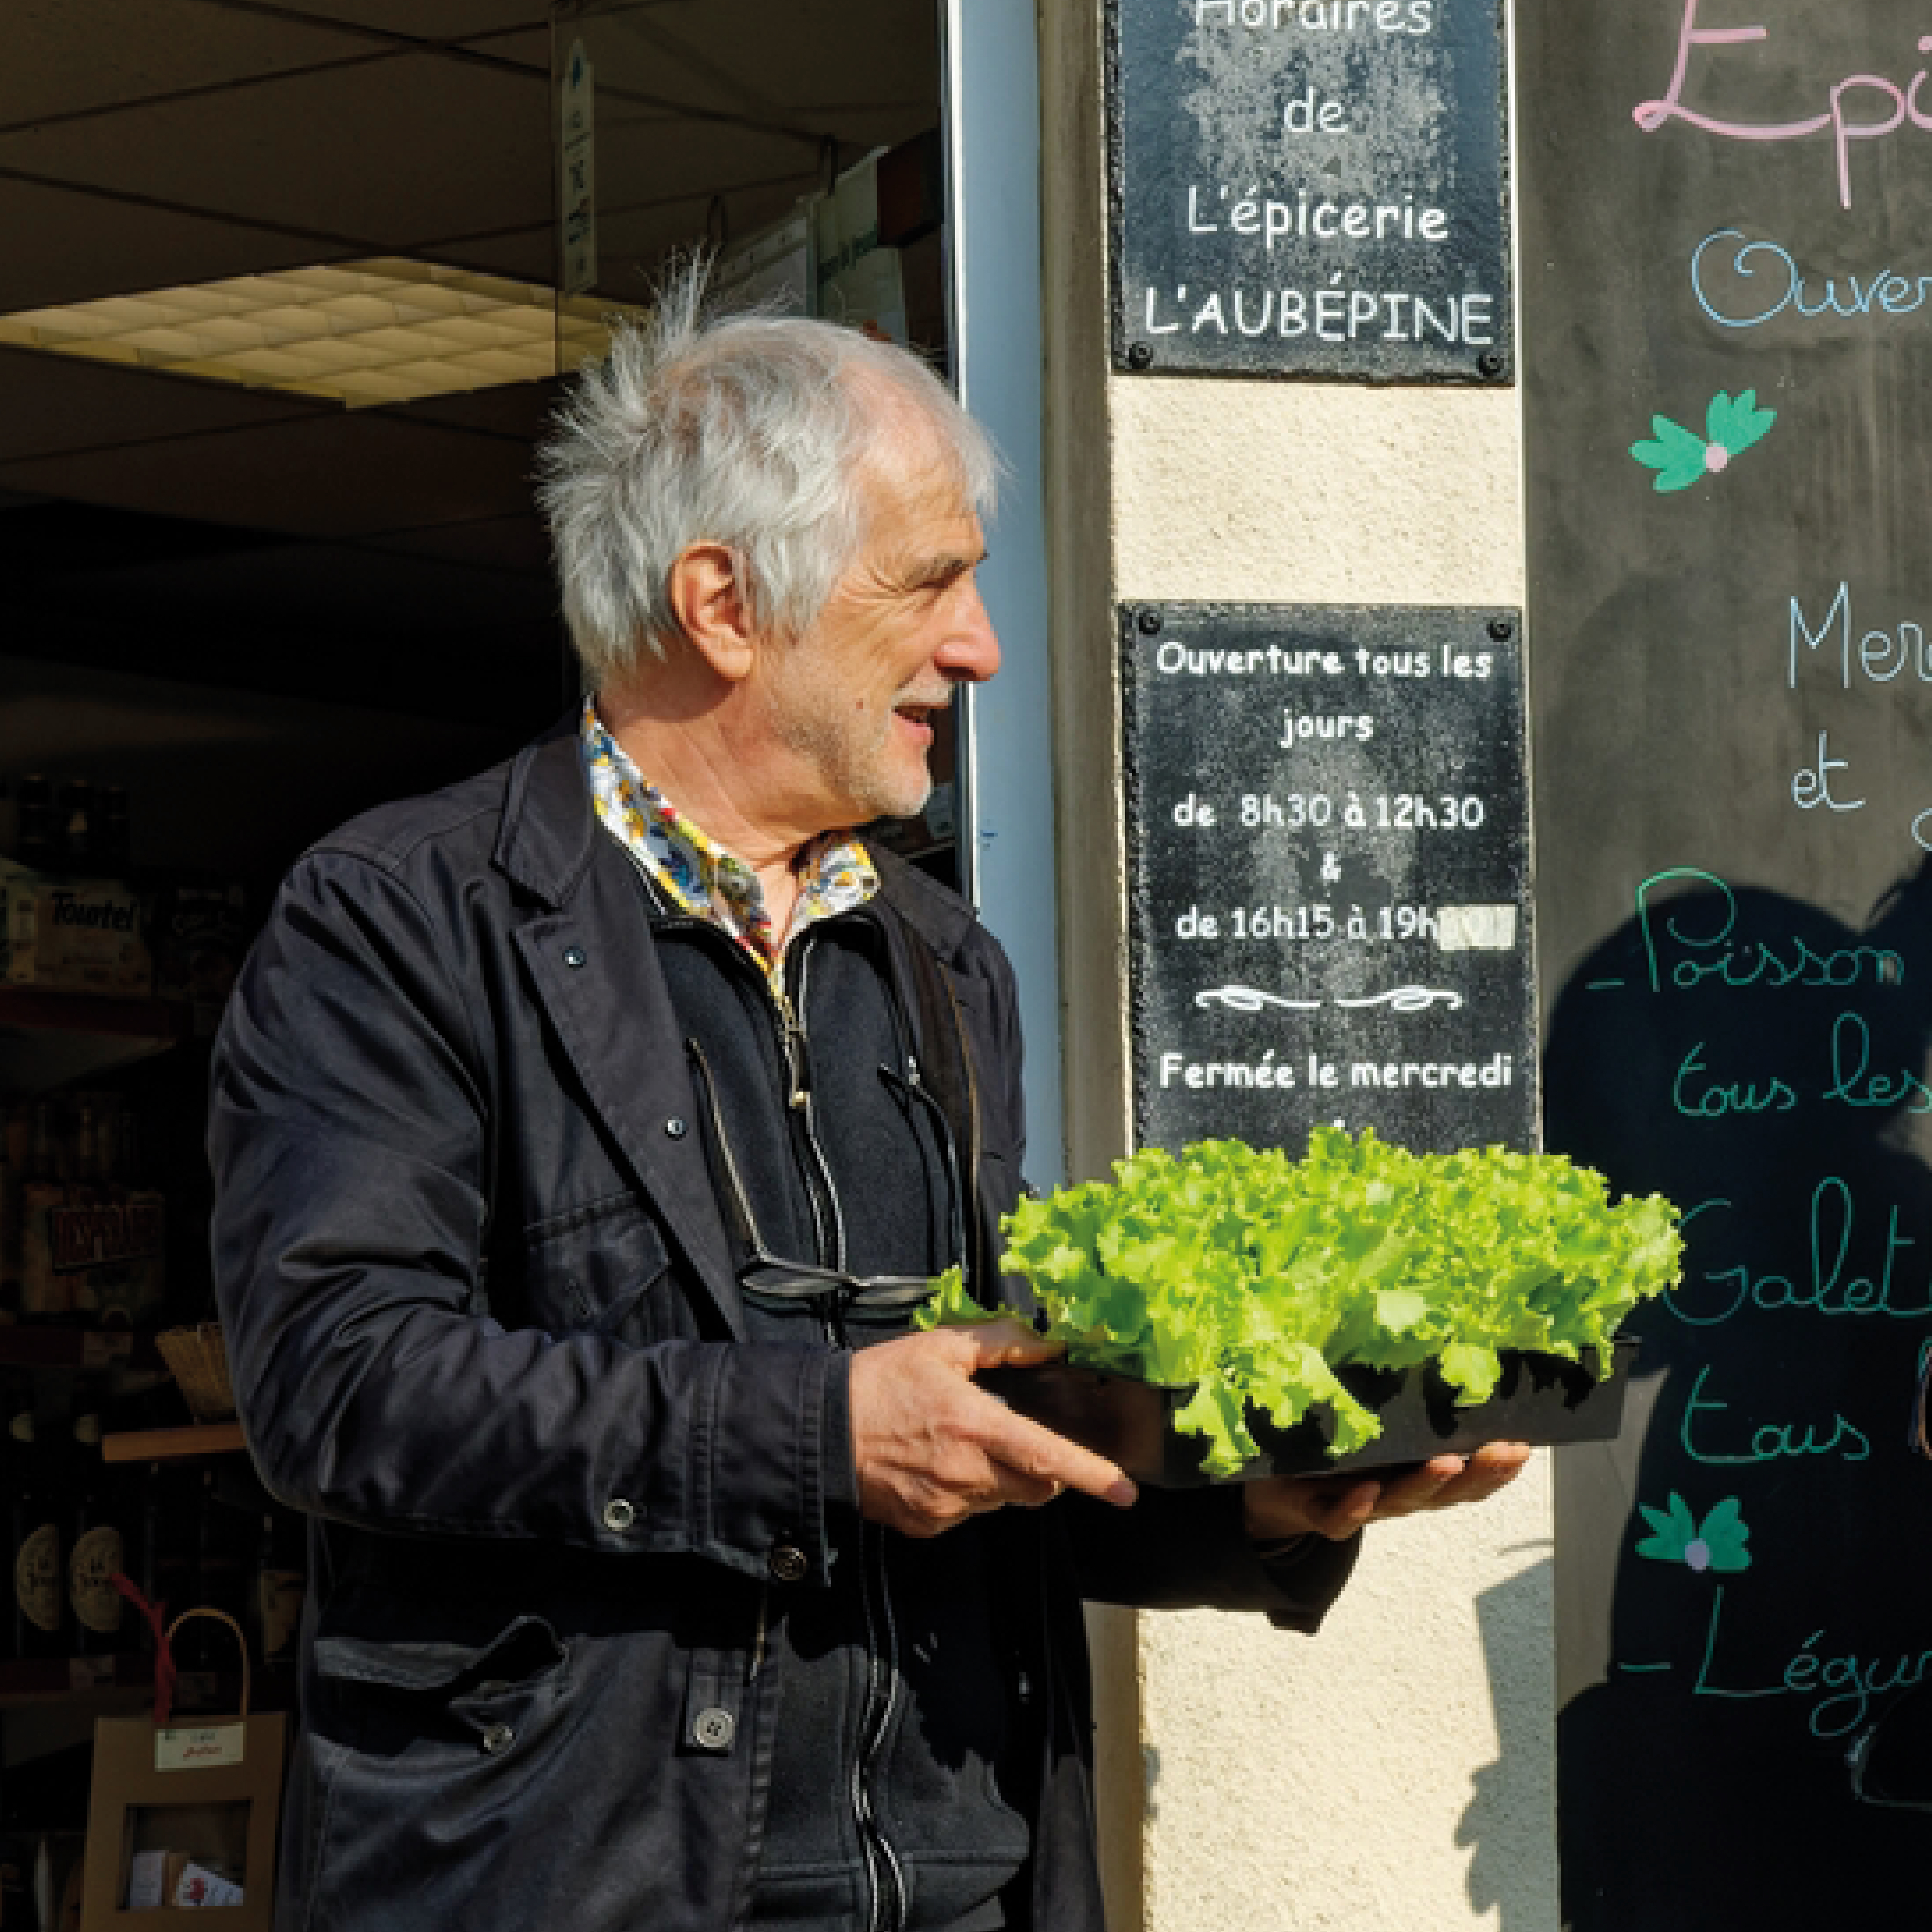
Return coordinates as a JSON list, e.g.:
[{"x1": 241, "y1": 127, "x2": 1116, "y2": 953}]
[{"x1": 666, "y1": 541, "x2": 756, "y2": 683}]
